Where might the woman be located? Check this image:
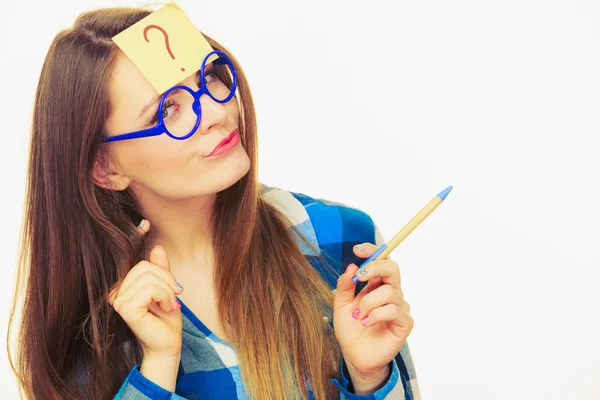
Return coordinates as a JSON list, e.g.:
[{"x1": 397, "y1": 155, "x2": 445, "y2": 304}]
[{"x1": 8, "y1": 5, "x2": 420, "y2": 400}]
